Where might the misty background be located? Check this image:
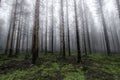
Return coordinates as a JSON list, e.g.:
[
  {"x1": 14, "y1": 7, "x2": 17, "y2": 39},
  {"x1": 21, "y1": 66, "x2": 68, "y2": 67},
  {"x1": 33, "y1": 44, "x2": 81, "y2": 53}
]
[{"x1": 0, "y1": 0, "x2": 120, "y2": 53}]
